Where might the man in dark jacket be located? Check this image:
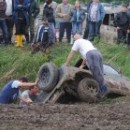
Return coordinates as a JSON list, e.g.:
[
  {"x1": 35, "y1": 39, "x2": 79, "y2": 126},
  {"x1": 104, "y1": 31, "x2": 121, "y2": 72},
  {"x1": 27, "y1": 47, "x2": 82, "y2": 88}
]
[
  {"x1": 28, "y1": 0, "x2": 40, "y2": 43},
  {"x1": 0, "y1": 0, "x2": 8, "y2": 45},
  {"x1": 115, "y1": 4, "x2": 130, "y2": 44},
  {"x1": 43, "y1": 0, "x2": 55, "y2": 43}
]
